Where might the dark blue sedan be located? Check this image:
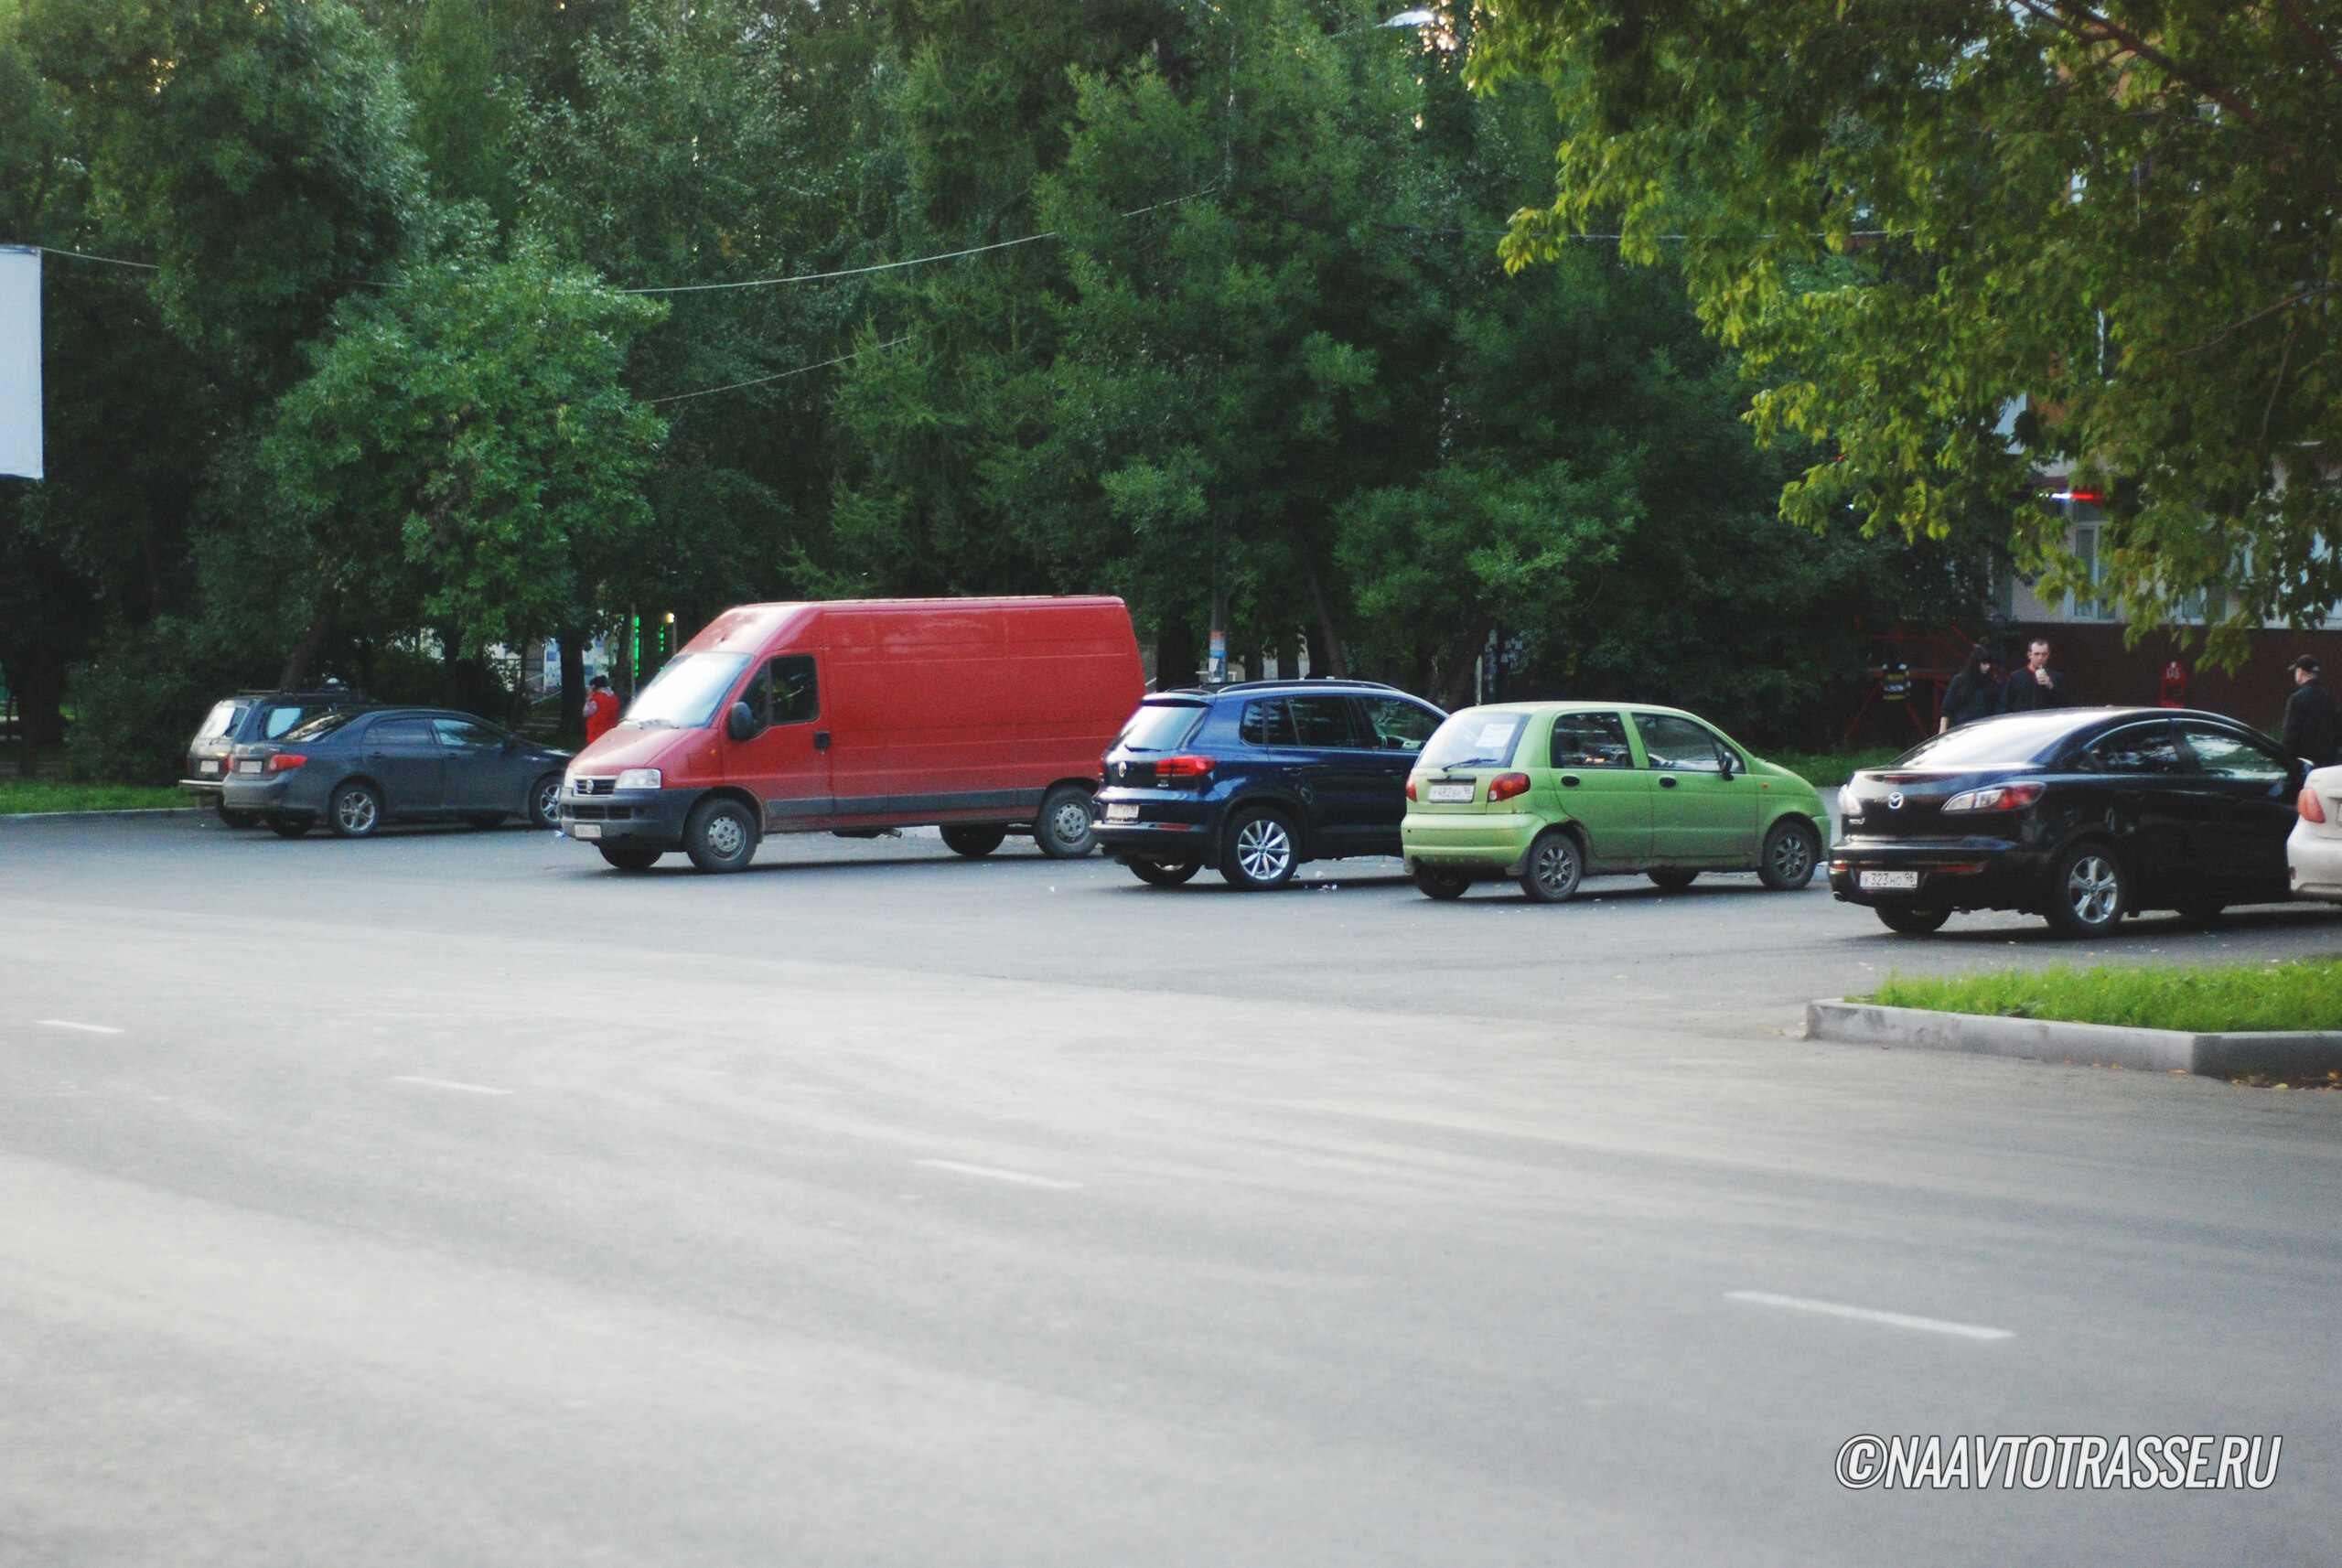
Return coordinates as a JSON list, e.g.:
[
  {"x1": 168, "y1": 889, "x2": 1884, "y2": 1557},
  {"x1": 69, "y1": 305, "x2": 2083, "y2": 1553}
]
[{"x1": 221, "y1": 707, "x2": 571, "y2": 839}]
